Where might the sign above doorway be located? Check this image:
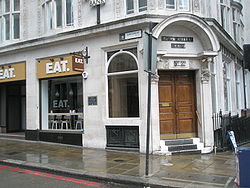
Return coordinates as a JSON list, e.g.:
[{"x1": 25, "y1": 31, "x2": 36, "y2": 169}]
[
  {"x1": 0, "y1": 62, "x2": 26, "y2": 83},
  {"x1": 169, "y1": 60, "x2": 190, "y2": 69}
]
